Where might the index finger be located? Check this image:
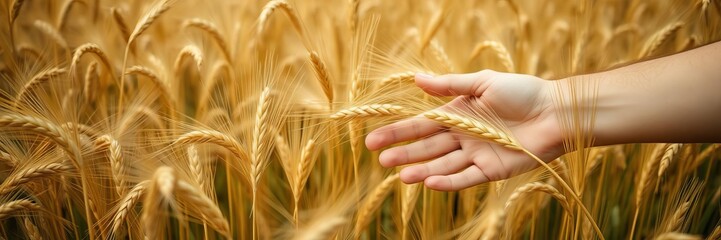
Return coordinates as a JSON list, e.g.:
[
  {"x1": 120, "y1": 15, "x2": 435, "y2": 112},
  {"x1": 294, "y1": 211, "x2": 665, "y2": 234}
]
[{"x1": 365, "y1": 116, "x2": 445, "y2": 151}]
